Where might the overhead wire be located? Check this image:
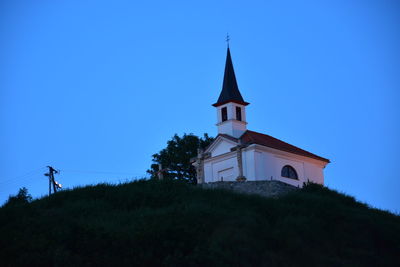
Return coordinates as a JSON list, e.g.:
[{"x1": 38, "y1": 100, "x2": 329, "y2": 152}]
[
  {"x1": 60, "y1": 169, "x2": 146, "y2": 177},
  {"x1": 0, "y1": 167, "x2": 46, "y2": 184},
  {"x1": 0, "y1": 167, "x2": 149, "y2": 196}
]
